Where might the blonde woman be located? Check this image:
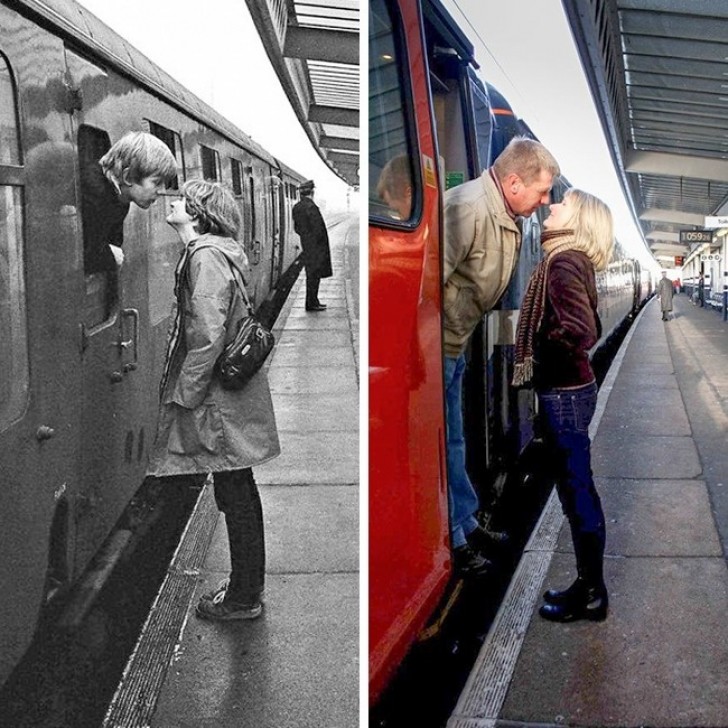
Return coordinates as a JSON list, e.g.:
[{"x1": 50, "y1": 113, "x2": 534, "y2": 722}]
[
  {"x1": 148, "y1": 179, "x2": 280, "y2": 621},
  {"x1": 513, "y1": 188, "x2": 614, "y2": 622}
]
